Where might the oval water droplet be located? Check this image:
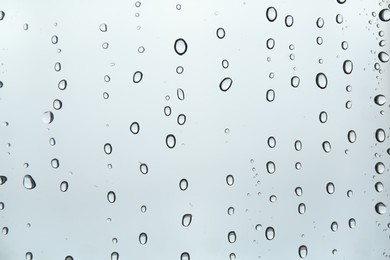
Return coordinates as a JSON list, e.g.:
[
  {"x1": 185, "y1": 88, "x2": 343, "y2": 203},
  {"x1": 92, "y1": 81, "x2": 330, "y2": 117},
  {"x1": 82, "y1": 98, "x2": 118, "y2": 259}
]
[
  {"x1": 53, "y1": 99, "x2": 62, "y2": 110},
  {"x1": 177, "y1": 114, "x2": 186, "y2": 125},
  {"x1": 326, "y1": 182, "x2": 335, "y2": 194},
  {"x1": 139, "y1": 233, "x2": 148, "y2": 245},
  {"x1": 322, "y1": 141, "x2": 331, "y2": 153},
  {"x1": 177, "y1": 88, "x2": 185, "y2": 100},
  {"x1": 374, "y1": 95, "x2": 386, "y2": 106},
  {"x1": 379, "y1": 9, "x2": 390, "y2": 22},
  {"x1": 319, "y1": 111, "x2": 328, "y2": 123},
  {"x1": 222, "y1": 59, "x2": 229, "y2": 69},
  {"x1": 0, "y1": 176, "x2": 7, "y2": 185},
  {"x1": 130, "y1": 122, "x2": 140, "y2": 134},
  {"x1": 111, "y1": 252, "x2": 119, "y2": 260},
  {"x1": 347, "y1": 130, "x2": 356, "y2": 143},
  {"x1": 265, "y1": 227, "x2": 275, "y2": 240},
  {"x1": 182, "y1": 214, "x2": 192, "y2": 227},
  {"x1": 2, "y1": 227, "x2": 8, "y2": 235},
  {"x1": 298, "y1": 203, "x2": 306, "y2": 214},
  {"x1": 379, "y1": 52, "x2": 389, "y2": 63},
  {"x1": 180, "y1": 252, "x2": 190, "y2": 260},
  {"x1": 266, "y1": 7, "x2": 277, "y2": 22},
  {"x1": 316, "y1": 73, "x2": 328, "y2": 89},
  {"x1": 104, "y1": 143, "x2": 112, "y2": 154},
  {"x1": 298, "y1": 245, "x2": 308, "y2": 258},
  {"x1": 291, "y1": 76, "x2": 300, "y2": 88},
  {"x1": 266, "y1": 38, "x2": 275, "y2": 49},
  {"x1": 0, "y1": 202, "x2": 4, "y2": 210},
  {"x1": 228, "y1": 231, "x2": 236, "y2": 243},
  {"x1": 23, "y1": 175, "x2": 36, "y2": 190},
  {"x1": 174, "y1": 38, "x2": 188, "y2": 55},
  {"x1": 99, "y1": 23, "x2": 107, "y2": 32},
  {"x1": 375, "y1": 162, "x2": 385, "y2": 174},
  {"x1": 266, "y1": 89, "x2": 275, "y2": 102},
  {"x1": 164, "y1": 106, "x2": 172, "y2": 116},
  {"x1": 316, "y1": 17, "x2": 324, "y2": 28},
  {"x1": 51, "y1": 35, "x2": 58, "y2": 44},
  {"x1": 166, "y1": 134, "x2": 176, "y2": 149},
  {"x1": 179, "y1": 179, "x2": 188, "y2": 191},
  {"x1": 219, "y1": 77, "x2": 233, "y2": 92},
  {"x1": 107, "y1": 191, "x2": 116, "y2": 203},
  {"x1": 41, "y1": 111, "x2": 54, "y2": 124},
  {"x1": 65, "y1": 256, "x2": 73, "y2": 260},
  {"x1": 375, "y1": 128, "x2": 386, "y2": 142},
  {"x1": 58, "y1": 79, "x2": 67, "y2": 90},
  {"x1": 140, "y1": 163, "x2": 148, "y2": 174},
  {"x1": 0, "y1": 11, "x2": 5, "y2": 21},
  {"x1": 60, "y1": 181, "x2": 68, "y2": 192},
  {"x1": 285, "y1": 15, "x2": 294, "y2": 27},
  {"x1": 336, "y1": 14, "x2": 343, "y2": 24},
  {"x1": 343, "y1": 60, "x2": 353, "y2": 74},
  {"x1": 226, "y1": 175, "x2": 234, "y2": 186},
  {"x1": 348, "y1": 218, "x2": 356, "y2": 228},
  {"x1": 54, "y1": 62, "x2": 61, "y2": 72},
  {"x1": 51, "y1": 158, "x2": 59, "y2": 169},
  {"x1": 375, "y1": 202, "x2": 387, "y2": 214},
  {"x1": 375, "y1": 182, "x2": 384, "y2": 192},
  {"x1": 331, "y1": 221, "x2": 338, "y2": 232},
  {"x1": 216, "y1": 27, "x2": 225, "y2": 39},
  {"x1": 294, "y1": 140, "x2": 302, "y2": 151},
  {"x1": 25, "y1": 252, "x2": 33, "y2": 260},
  {"x1": 133, "y1": 71, "x2": 143, "y2": 83},
  {"x1": 295, "y1": 187, "x2": 303, "y2": 196},
  {"x1": 267, "y1": 136, "x2": 276, "y2": 148},
  {"x1": 266, "y1": 161, "x2": 275, "y2": 174}
]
